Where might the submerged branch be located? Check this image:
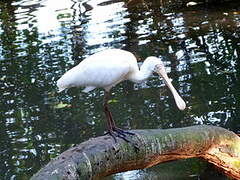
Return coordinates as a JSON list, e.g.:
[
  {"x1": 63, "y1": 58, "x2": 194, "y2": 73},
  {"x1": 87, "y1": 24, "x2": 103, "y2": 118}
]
[{"x1": 31, "y1": 125, "x2": 240, "y2": 180}]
